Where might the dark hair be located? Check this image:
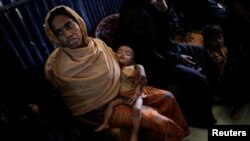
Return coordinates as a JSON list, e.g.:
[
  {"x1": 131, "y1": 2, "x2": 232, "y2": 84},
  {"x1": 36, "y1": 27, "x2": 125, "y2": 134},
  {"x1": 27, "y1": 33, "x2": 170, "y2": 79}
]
[
  {"x1": 202, "y1": 24, "x2": 223, "y2": 41},
  {"x1": 47, "y1": 7, "x2": 77, "y2": 31}
]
